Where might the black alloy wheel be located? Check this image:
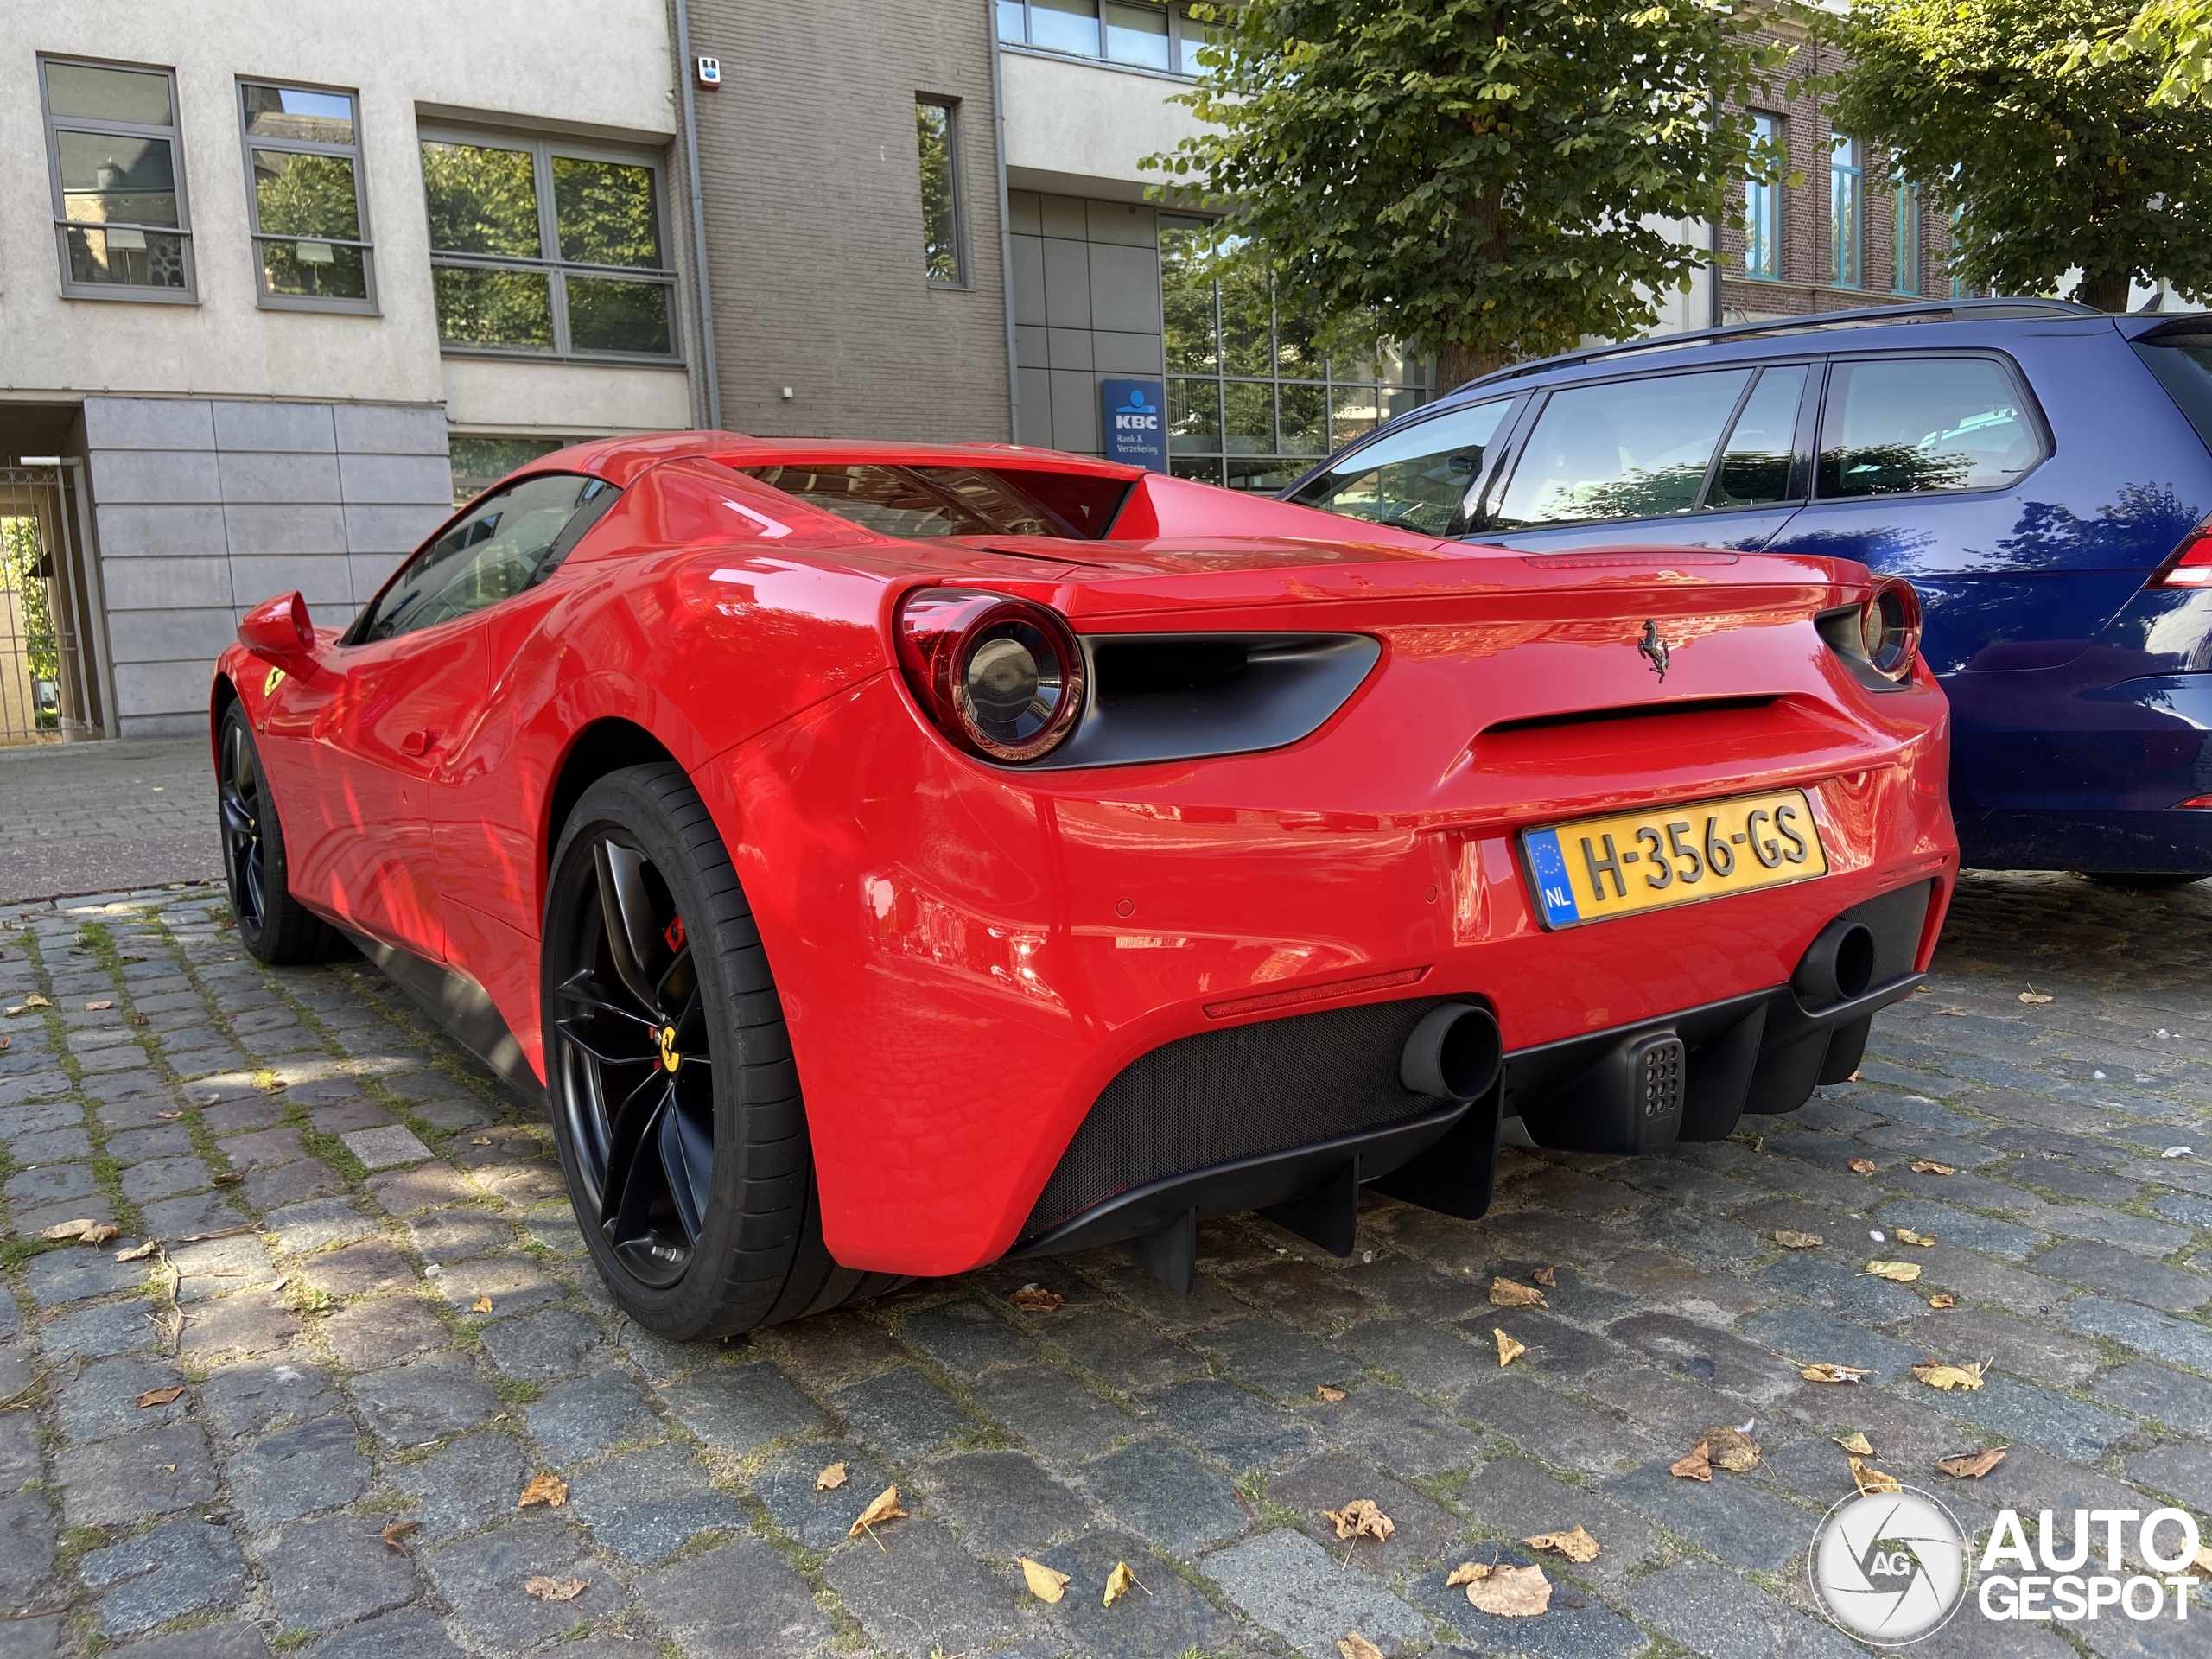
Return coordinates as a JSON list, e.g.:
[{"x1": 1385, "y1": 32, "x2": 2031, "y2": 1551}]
[
  {"x1": 216, "y1": 702, "x2": 331, "y2": 965},
  {"x1": 542, "y1": 764, "x2": 902, "y2": 1338},
  {"x1": 552, "y1": 835, "x2": 715, "y2": 1287}
]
